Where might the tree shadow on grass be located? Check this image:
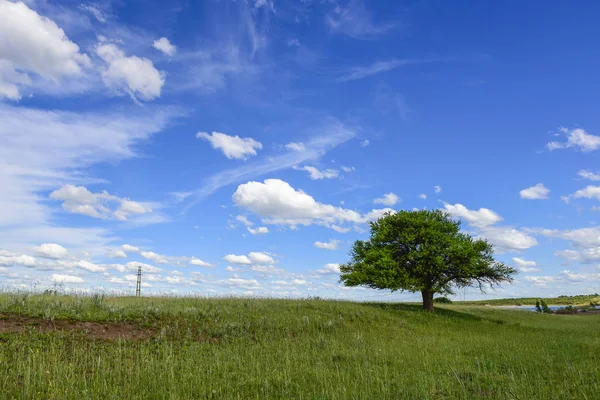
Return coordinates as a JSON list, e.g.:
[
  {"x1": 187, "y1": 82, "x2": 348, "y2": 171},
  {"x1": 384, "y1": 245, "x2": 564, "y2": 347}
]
[{"x1": 363, "y1": 302, "x2": 485, "y2": 322}]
